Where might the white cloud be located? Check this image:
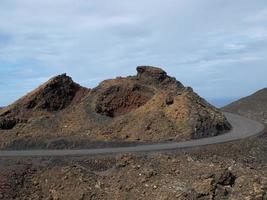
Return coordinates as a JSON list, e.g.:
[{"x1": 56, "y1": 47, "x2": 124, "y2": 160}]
[
  {"x1": 0, "y1": 0, "x2": 267, "y2": 105},
  {"x1": 224, "y1": 43, "x2": 246, "y2": 51}
]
